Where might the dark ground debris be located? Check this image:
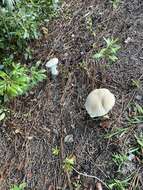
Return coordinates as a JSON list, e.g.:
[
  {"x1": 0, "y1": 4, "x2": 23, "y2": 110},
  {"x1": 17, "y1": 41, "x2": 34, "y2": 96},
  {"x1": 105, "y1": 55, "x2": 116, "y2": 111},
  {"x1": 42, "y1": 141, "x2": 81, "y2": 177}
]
[{"x1": 0, "y1": 0, "x2": 143, "y2": 189}]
